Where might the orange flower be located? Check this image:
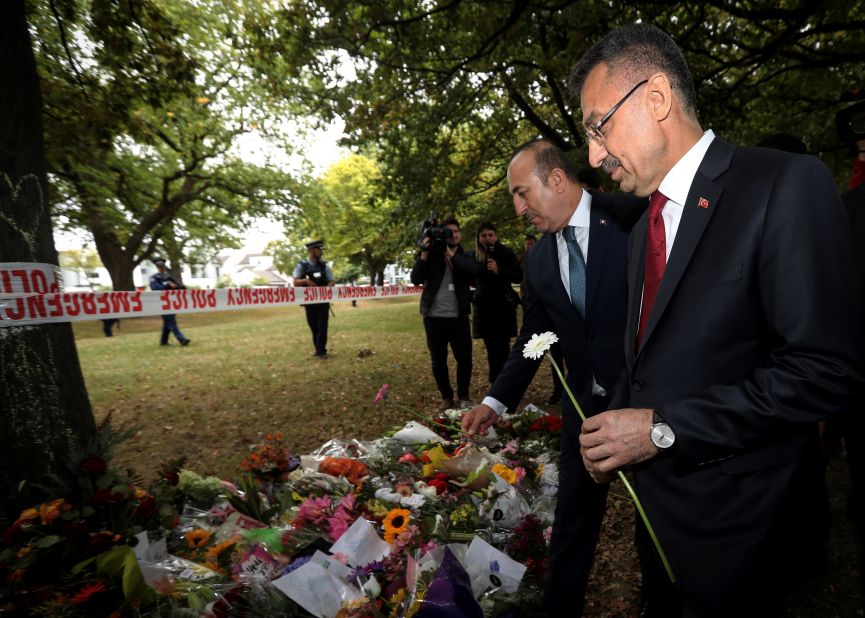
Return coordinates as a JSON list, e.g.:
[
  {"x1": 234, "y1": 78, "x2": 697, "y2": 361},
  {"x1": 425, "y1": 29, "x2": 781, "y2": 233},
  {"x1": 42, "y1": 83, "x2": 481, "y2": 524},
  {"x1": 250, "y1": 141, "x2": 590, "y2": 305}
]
[
  {"x1": 205, "y1": 537, "x2": 238, "y2": 561},
  {"x1": 319, "y1": 457, "x2": 368, "y2": 485},
  {"x1": 17, "y1": 508, "x2": 38, "y2": 523},
  {"x1": 382, "y1": 508, "x2": 411, "y2": 544},
  {"x1": 38, "y1": 499, "x2": 70, "y2": 525},
  {"x1": 185, "y1": 529, "x2": 212, "y2": 549},
  {"x1": 70, "y1": 580, "x2": 106, "y2": 604}
]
